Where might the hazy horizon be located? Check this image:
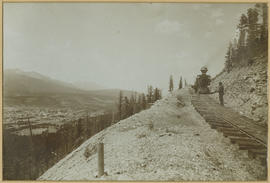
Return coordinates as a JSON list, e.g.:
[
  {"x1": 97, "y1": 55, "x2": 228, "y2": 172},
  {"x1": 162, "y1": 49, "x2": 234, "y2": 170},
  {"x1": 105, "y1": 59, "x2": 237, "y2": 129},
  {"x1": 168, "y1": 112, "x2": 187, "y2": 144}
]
[{"x1": 4, "y1": 3, "x2": 254, "y2": 93}]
